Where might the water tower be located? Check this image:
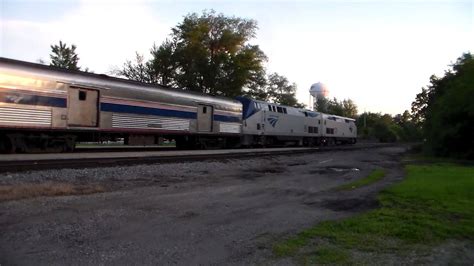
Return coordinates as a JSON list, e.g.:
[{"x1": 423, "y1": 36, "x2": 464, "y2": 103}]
[{"x1": 309, "y1": 82, "x2": 329, "y2": 111}]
